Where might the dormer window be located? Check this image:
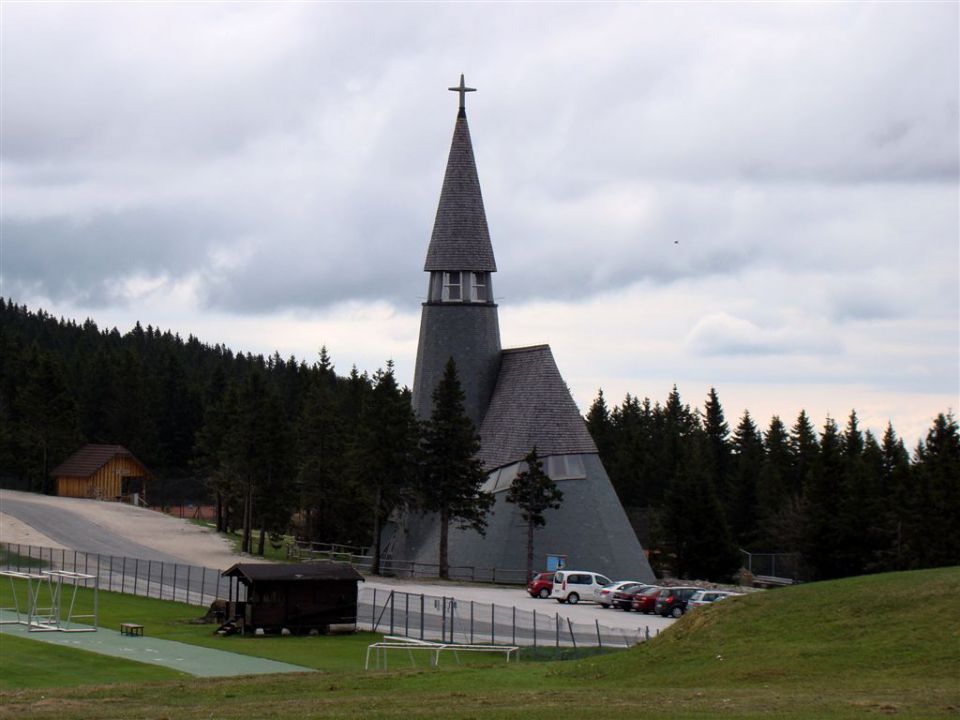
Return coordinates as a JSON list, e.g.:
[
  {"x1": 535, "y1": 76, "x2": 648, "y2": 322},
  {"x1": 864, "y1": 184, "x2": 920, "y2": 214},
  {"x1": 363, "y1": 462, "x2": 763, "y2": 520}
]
[{"x1": 442, "y1": 272, "x2": 462, "y2": 301}]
